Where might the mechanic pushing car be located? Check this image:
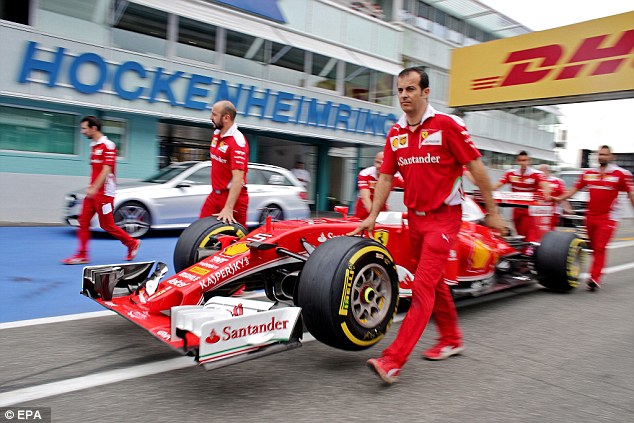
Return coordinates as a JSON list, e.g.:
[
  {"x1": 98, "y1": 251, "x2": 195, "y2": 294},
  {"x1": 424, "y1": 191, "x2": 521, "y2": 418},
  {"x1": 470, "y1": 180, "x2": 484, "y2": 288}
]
[
  {"x1": 554, "y1": 145, "x2": 634, "y2": 291},
  {"x1": 538, "y1": 164, "x2": 572, "y2": 230},
  {"x1": 492, "y1": 151, "x2": 551, "y2": 240},
  {"x1": 353, "y1": 151, "x2": 404, "y2": 219},
  {"x1": 199, "y1": 100, "x2": 250, "y2": 227},
  {"x1": 62, "y1": 116, "x2": 140, "y2": 265},
  {"x1": 349, "y1": 67, "x2": 505, "y2": 385}
]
